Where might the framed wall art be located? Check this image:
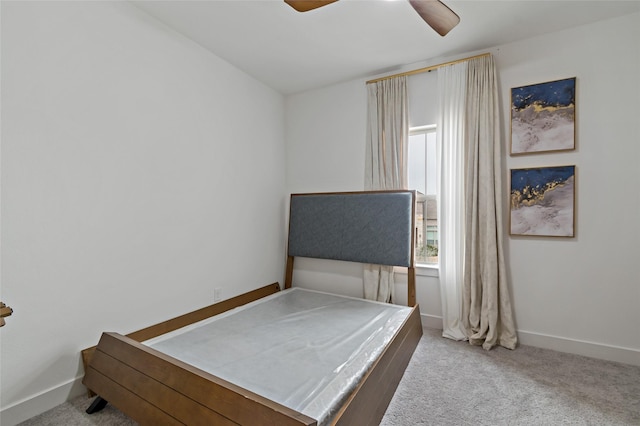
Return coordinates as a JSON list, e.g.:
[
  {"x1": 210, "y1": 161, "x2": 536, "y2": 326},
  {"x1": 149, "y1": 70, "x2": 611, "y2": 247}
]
[
  {"x1": 511, "y1": 77, "x2": 576, "y2": 155},
  {"x1": 510, "y1": 165, "x2": 575, "y2": 237}
]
